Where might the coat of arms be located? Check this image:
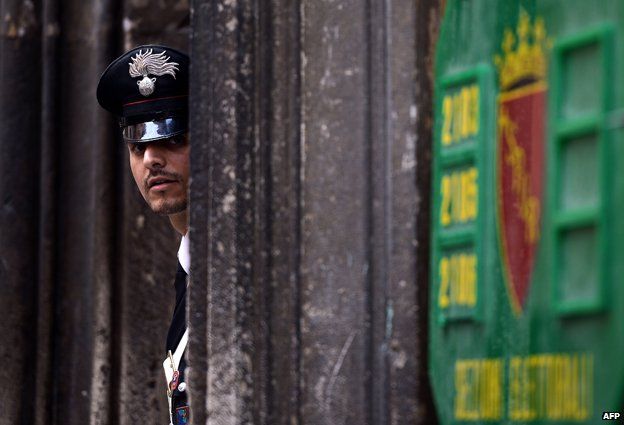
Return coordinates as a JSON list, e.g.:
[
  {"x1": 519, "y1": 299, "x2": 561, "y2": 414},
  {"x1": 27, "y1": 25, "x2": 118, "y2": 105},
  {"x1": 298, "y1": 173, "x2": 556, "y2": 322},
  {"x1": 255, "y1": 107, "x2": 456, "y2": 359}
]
[
  {"x1": 495, "y1": 11, "x2": 551, "y2": 313},
  {"x1": 128, "y1": 49, "x2": 179, "y2": 97}
]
